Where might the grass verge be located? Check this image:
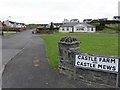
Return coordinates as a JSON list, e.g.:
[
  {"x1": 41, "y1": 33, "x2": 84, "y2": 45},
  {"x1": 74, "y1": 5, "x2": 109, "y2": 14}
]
[{"x1": 3, "y1": 31, "x2": 17, "y2": 36}]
